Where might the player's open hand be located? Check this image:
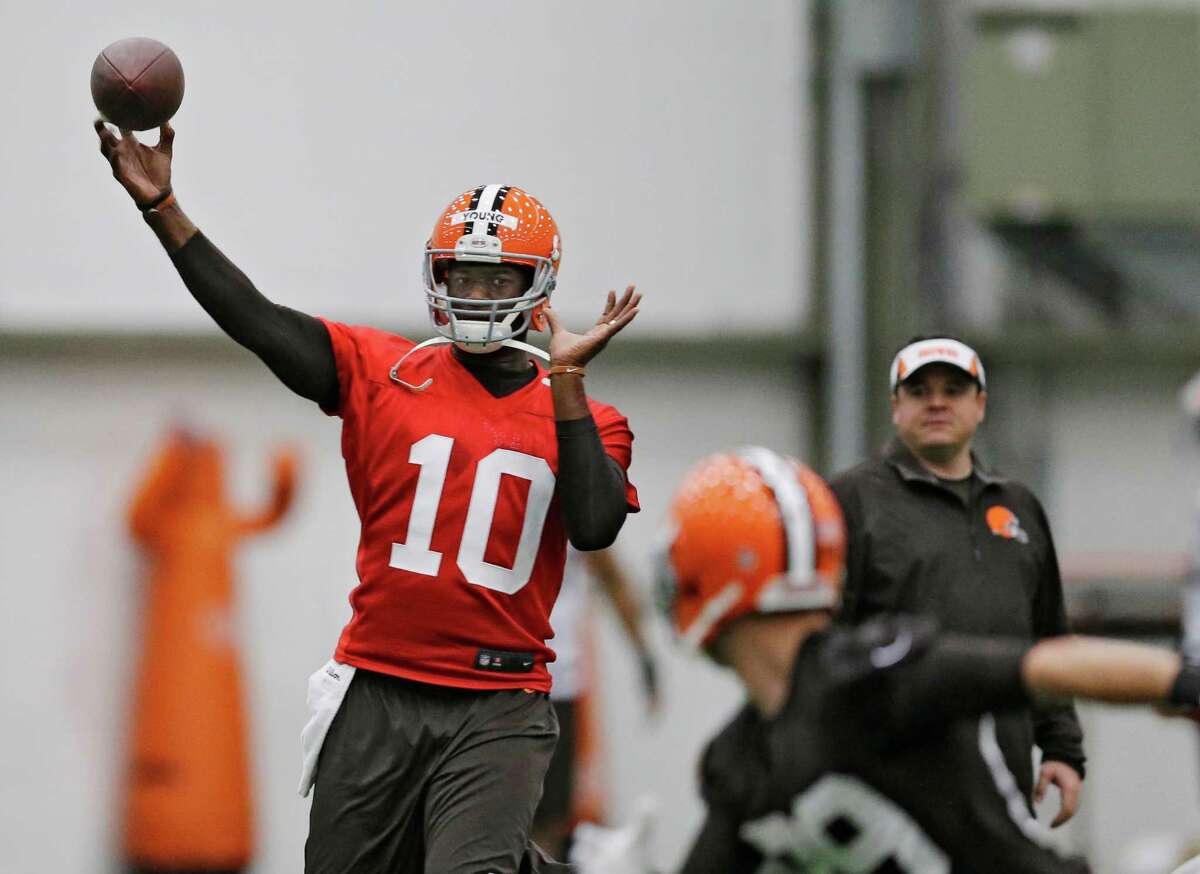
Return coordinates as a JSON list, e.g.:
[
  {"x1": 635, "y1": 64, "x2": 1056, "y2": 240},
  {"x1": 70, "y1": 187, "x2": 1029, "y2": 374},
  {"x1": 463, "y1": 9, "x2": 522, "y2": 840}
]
[
  {"x1": 1035, "y1": 760, "x2": 1081, "y2": 828},
  {"x1": 544, "y1": 285, "x2": 641, "y2": 368},
  {"x1": 94, "y1": 120, "x2": 174, "y2": 209}
]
